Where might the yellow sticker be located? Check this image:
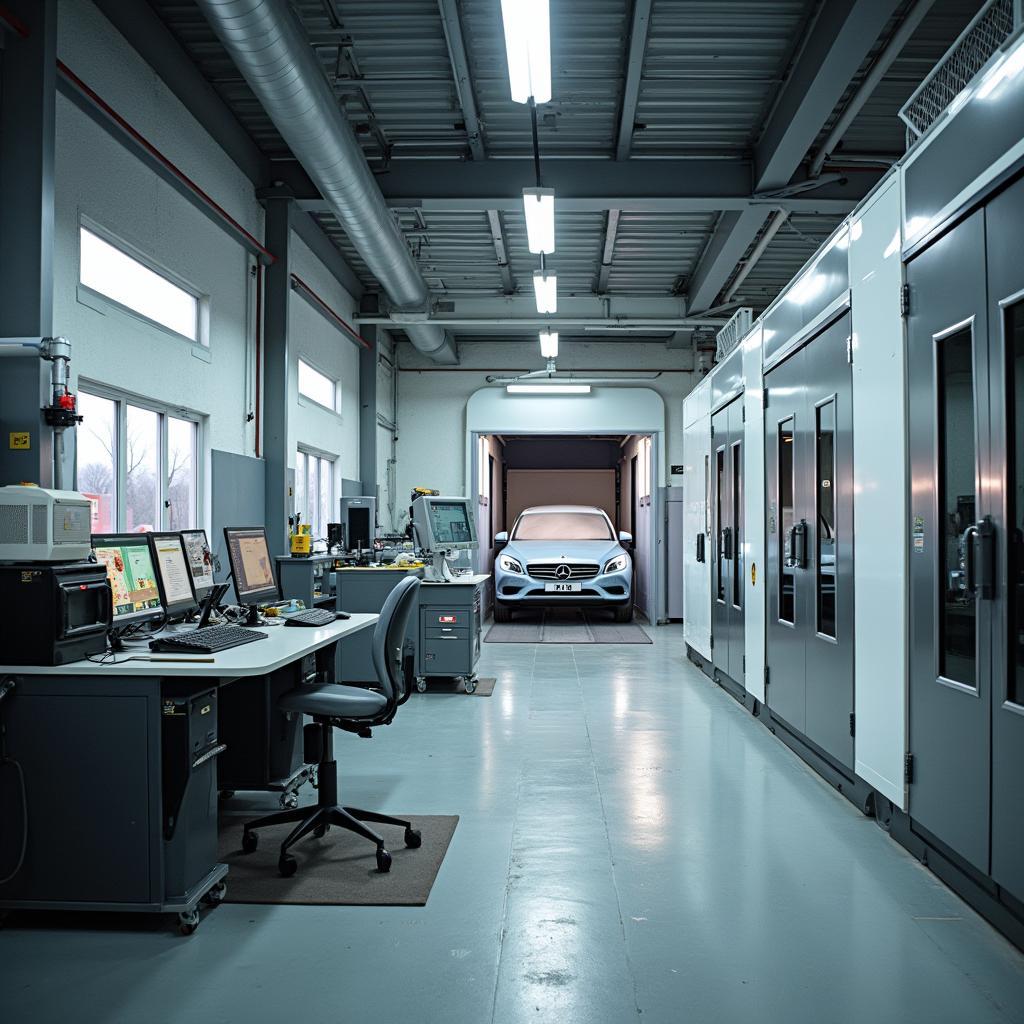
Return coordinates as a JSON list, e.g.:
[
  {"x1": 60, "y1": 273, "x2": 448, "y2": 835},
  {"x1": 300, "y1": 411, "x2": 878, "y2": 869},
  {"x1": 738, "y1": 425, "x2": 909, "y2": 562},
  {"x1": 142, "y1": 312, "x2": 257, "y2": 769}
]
[
  {"x1": 9, "y1": 432, "x2": 30, "y2": 450},
  {"x1": 751, "y1": 562, "x2": 757, "y2": 587}
]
